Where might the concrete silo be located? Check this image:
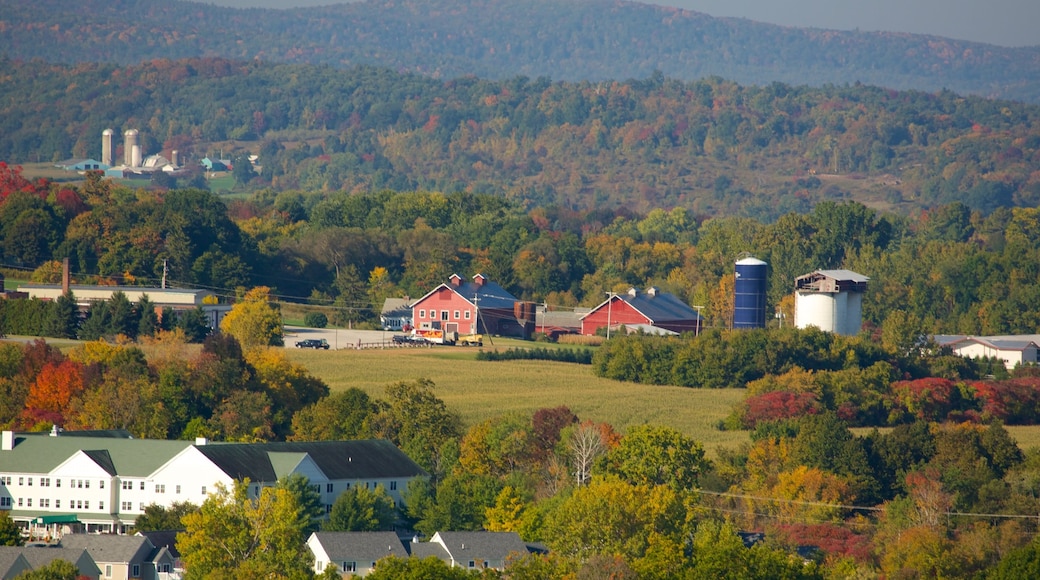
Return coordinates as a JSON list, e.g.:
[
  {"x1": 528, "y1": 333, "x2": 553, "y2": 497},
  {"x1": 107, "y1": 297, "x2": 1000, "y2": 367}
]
[
  {"x1": 124, "y1": 129, "x2": 140, "y2": 167},
  {"x1": 733, "y1": 256, "x2": 768, "y2": 329},
  {"x1": 101, "y1": 129, "x2": 114, "y2": 167},
  {"x1": 794, "y1": 270, "x2": 869, "y2": 335}
]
